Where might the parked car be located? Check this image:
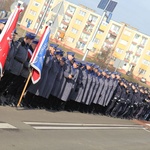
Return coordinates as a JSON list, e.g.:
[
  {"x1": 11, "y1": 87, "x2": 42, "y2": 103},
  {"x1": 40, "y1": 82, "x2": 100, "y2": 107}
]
[{"x1": 140, "y1": 77, "x2": 146, "y2": 83}]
